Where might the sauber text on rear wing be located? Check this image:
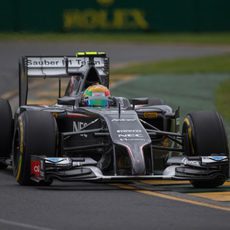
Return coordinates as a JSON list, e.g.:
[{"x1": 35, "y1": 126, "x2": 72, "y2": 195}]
[
  {"x1": 25, "y1": 56, "x2": 109, "y2": 78},
  {"x1": 19, "y1": 53, "x2": 109, "y2": 106}
]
